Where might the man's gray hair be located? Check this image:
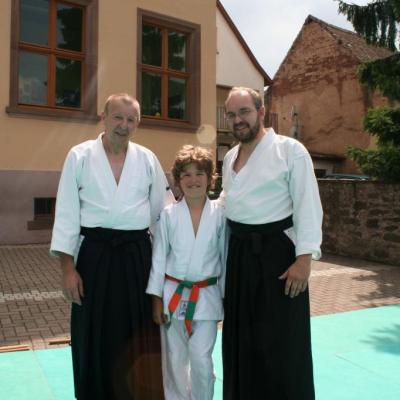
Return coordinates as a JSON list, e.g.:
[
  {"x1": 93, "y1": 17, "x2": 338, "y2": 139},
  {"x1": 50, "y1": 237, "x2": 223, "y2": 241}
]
[
  {"x1": 103, "y1": 93, "x2": 141, "y2": 118},
  {"x1": 226, "y1": 86, "x2": 264, "y2": 110}
]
